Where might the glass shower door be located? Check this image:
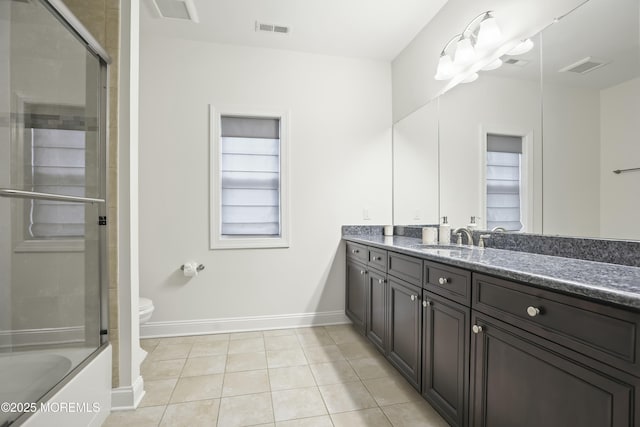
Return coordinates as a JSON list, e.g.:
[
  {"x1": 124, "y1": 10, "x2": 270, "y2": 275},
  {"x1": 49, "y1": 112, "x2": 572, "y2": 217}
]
[{"x1": 0, "y1": 0, "x2": 107, "y2": 425}]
